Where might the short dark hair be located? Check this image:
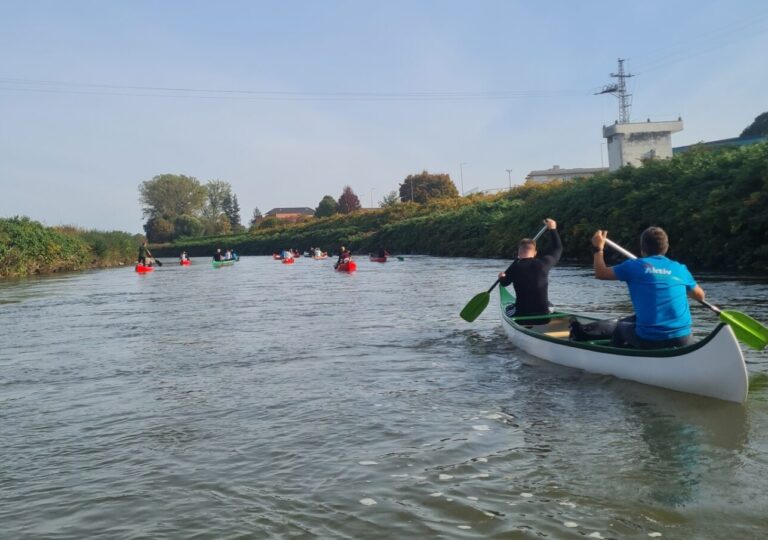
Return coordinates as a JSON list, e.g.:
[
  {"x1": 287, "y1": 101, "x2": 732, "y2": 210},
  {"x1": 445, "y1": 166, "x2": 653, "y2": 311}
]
[
  {"x1": 640, "y1": 227, "x2": 669, "y2": 255},
  {"x1": 518, "y1": 238, "x2": 536, "y2": 250}
]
